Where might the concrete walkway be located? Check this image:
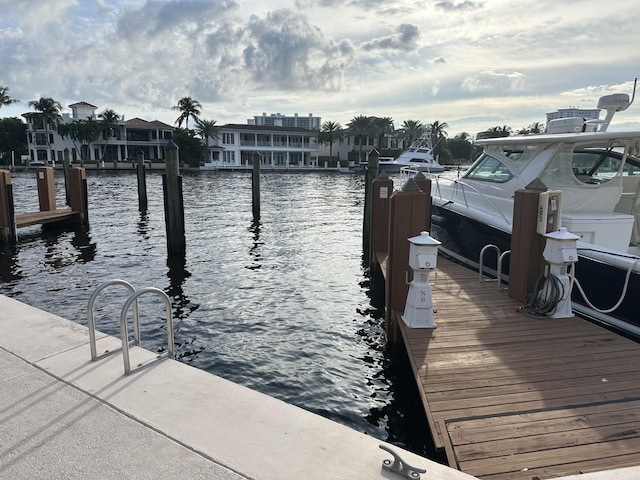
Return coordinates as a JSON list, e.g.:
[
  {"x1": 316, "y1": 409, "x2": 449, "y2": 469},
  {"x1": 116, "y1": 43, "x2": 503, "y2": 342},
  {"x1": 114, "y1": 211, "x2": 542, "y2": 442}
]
[
  {"x1": 3, "y1": 294, "x2": 638, "y2": 480},
  {"x1": 0, "y1": 294, "x2": 476, "y2": 480}
]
